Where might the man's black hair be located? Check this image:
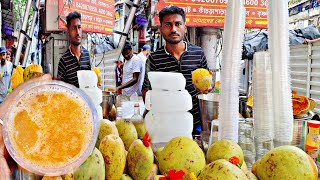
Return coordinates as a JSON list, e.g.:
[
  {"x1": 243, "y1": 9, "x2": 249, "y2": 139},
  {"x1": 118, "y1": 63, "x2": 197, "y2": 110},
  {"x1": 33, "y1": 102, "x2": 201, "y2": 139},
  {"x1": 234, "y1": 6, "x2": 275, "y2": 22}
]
[
  {"x1": 66, "y1": 11, "x2": 81, "y2": 29},
  {"x1": 123, "y1": 41, "x2": 133, "y2": 50},
  {"x1": 159, "y1": 6, "x2": 186, "y2": 25}
]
